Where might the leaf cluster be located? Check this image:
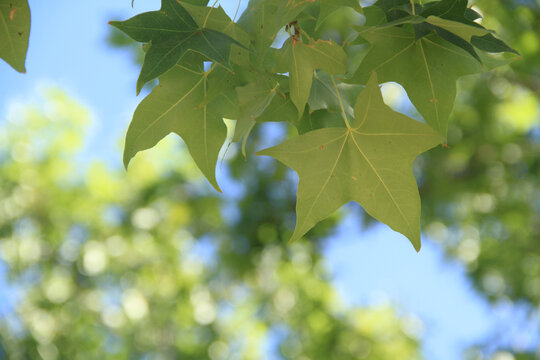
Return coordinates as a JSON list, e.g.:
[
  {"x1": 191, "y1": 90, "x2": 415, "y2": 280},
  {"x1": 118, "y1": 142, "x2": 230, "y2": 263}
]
[
  {"x1": 105, "y1": 0, "x2": 520, "y2": 250},
  {"x1": 108, "y1": 0, "x2": 517, "y2": 249}
]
